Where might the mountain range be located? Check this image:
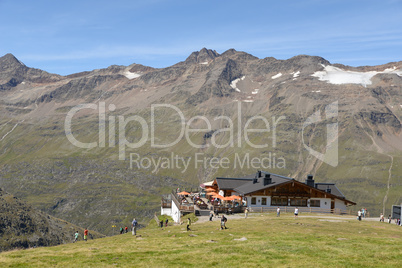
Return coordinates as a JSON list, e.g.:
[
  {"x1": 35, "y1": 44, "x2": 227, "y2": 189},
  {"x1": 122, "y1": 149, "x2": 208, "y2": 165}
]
[{"x1": 0, "y1": 48, "x2": 401, "y2": 234}]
